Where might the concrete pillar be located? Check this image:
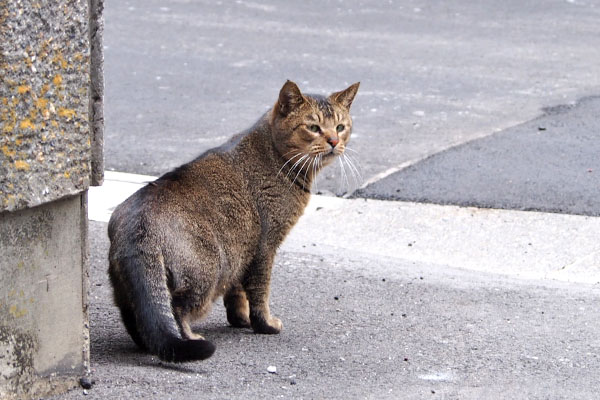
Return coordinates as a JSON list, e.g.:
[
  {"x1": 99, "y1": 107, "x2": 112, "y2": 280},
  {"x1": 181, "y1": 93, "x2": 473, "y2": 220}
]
[{"x1": 0, "y1": 0, "x2": 103, "y2": 398}]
